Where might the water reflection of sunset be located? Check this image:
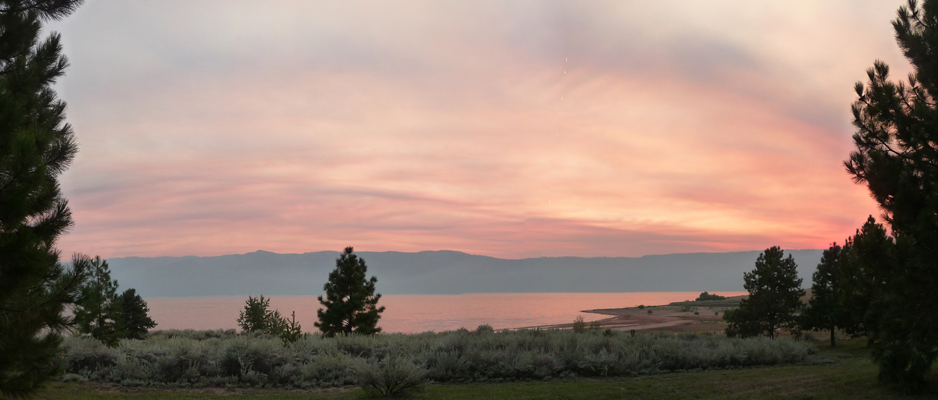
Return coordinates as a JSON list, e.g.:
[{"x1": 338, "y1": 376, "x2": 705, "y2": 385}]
[{"x1": 146, "y1": 292, "x2": 746, "y2": 333}]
